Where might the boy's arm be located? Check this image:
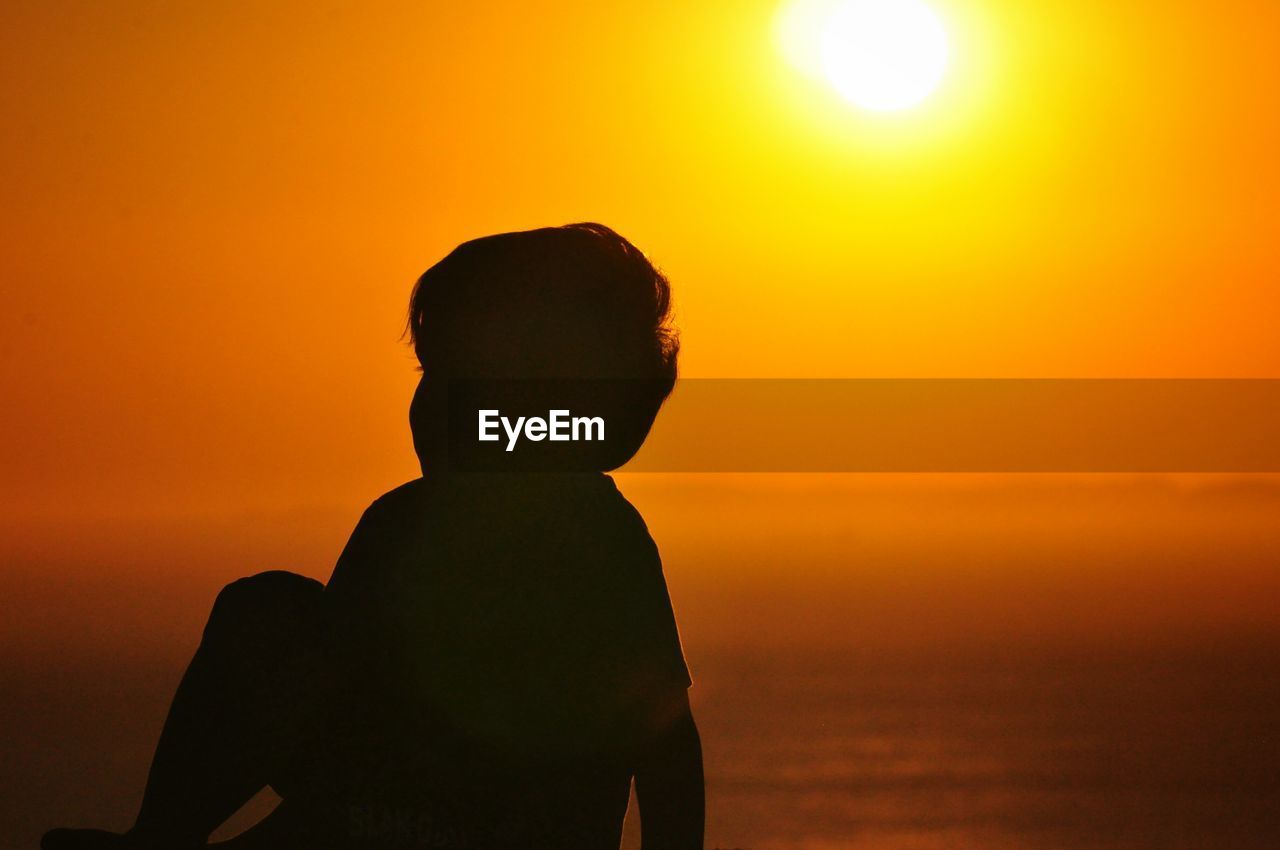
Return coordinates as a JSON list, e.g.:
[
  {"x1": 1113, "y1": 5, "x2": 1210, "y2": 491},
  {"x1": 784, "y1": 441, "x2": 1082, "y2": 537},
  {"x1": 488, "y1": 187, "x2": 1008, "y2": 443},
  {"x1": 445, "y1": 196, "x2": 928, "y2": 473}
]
[{"x1": 635, "y1": 689, "x2": 705, "y2": 850}]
